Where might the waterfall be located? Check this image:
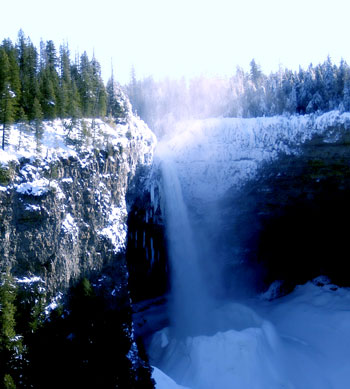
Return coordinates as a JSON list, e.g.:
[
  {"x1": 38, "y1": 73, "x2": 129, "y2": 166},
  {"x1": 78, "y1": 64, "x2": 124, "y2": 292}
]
[
  {"x1": 149, "y1": 116, "x2": 350, "y2": 389},
  {"x1": 160, "y1": 154, "x2": 212, "y2": 336}
]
